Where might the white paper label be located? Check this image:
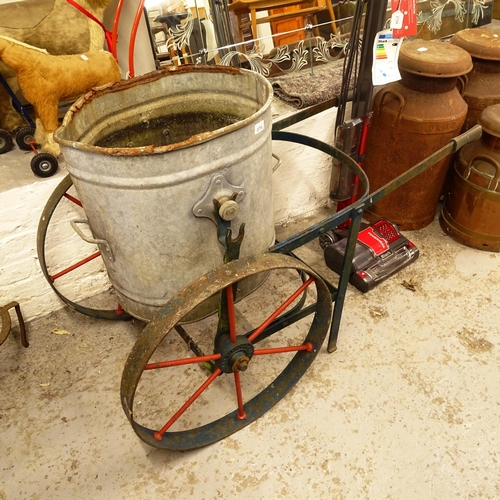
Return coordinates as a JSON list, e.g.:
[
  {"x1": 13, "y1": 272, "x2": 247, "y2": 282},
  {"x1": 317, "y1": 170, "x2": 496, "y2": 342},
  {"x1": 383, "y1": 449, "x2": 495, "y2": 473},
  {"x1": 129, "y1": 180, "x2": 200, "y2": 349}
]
[
  {"x1": 372, "y1": 29, "x2": 403, "y2": 86},
  {"x1": 254, "y1": 120, "x2": 264, "y2": 135},
  {"x1": 390, "y1": 10, "x2": 404, "y2": 29}
]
